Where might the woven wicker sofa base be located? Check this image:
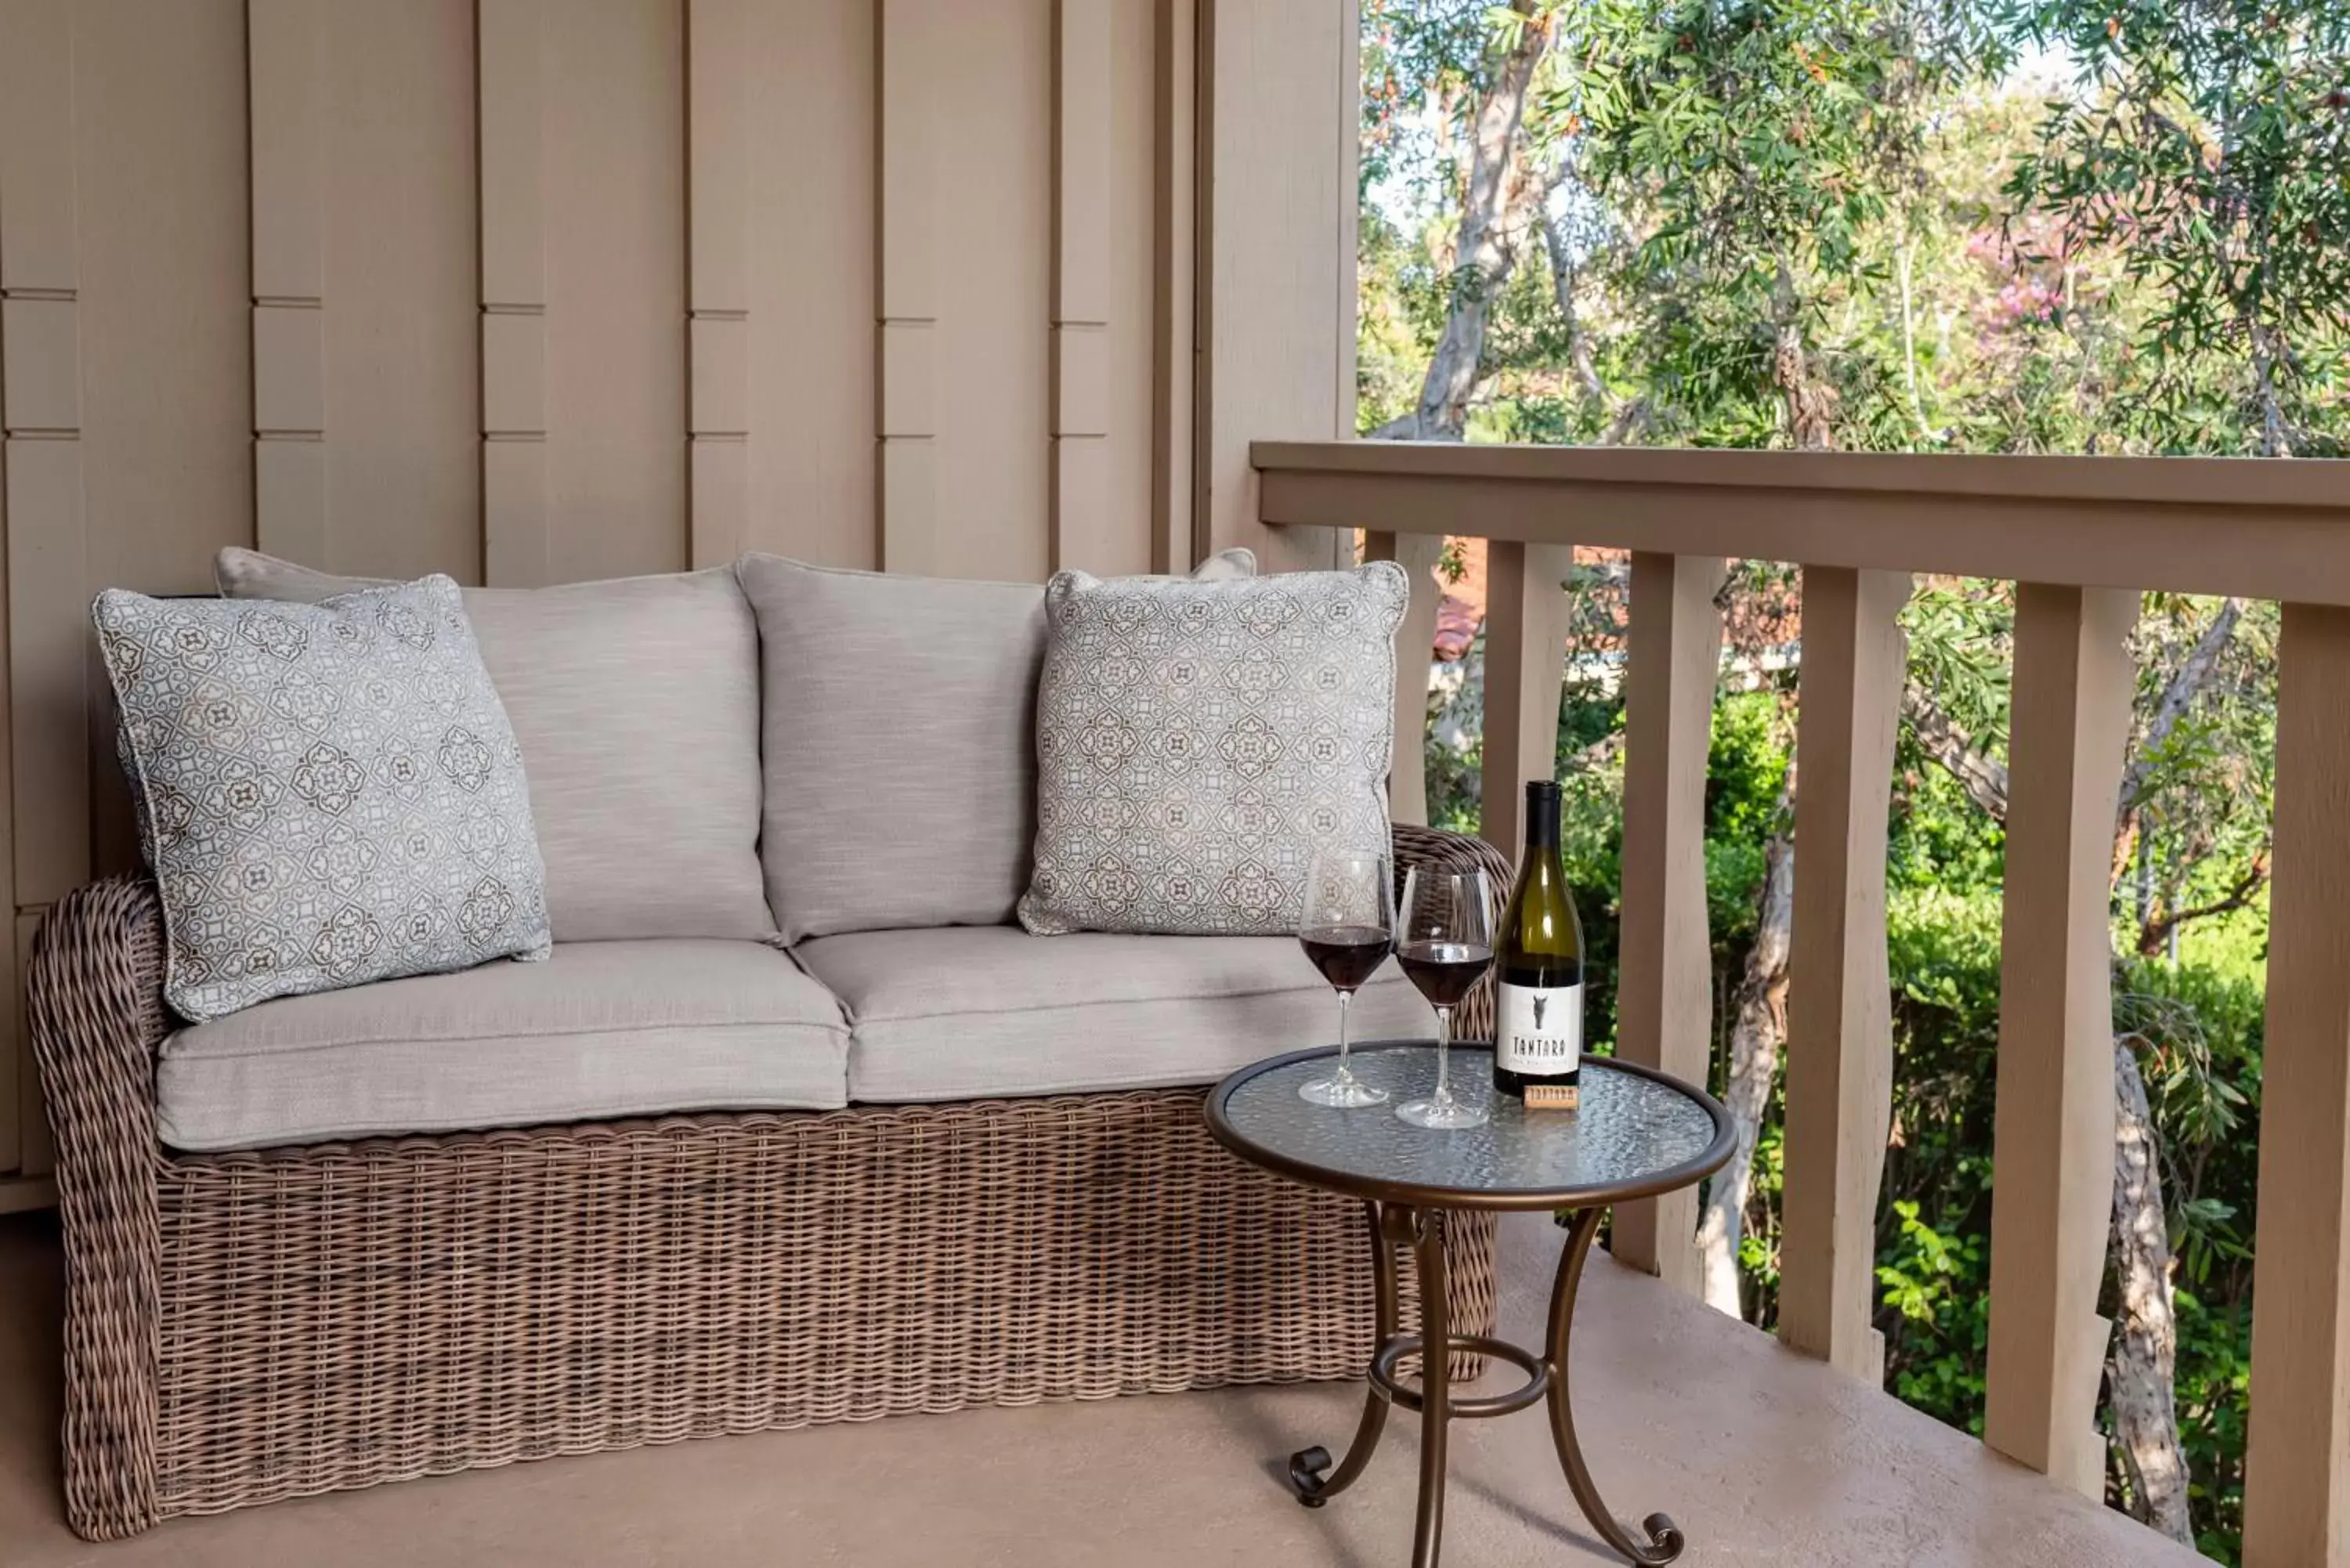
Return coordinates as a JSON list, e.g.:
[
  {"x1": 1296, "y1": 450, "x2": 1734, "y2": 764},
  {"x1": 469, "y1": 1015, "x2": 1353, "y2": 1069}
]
[
  {"x1": 139, "y1": 1097, "x2": 1496, "y2": 1530},
  {"x1": 31, "y1": 873, "x2": 1508, "y2": 1541}
]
